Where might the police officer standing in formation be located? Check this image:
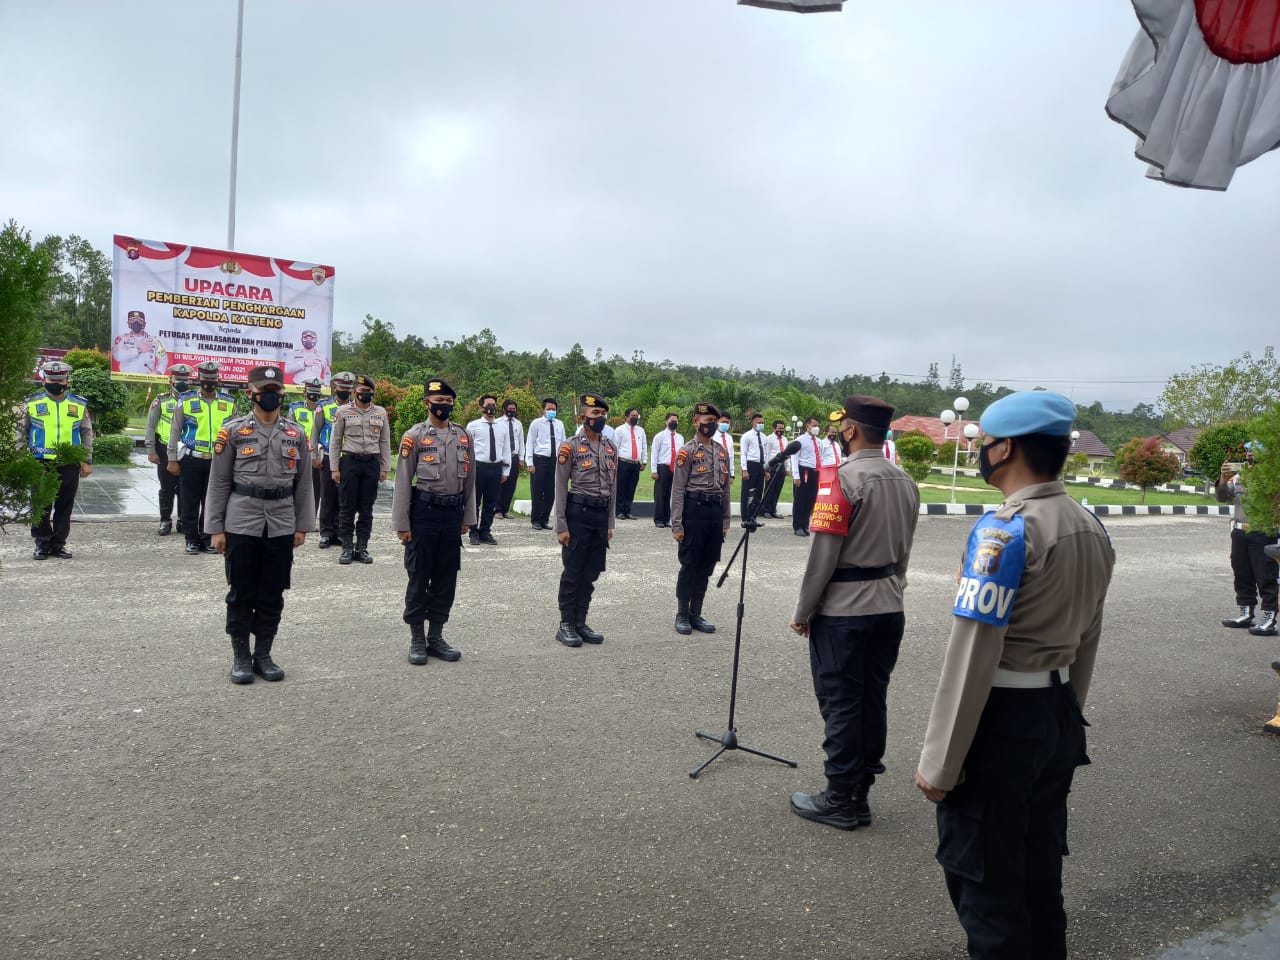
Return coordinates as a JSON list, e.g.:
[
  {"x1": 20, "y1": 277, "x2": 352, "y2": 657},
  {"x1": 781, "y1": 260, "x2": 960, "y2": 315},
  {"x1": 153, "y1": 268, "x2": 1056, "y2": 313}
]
[
  {"x1": 914, "y1": 391, "x2": 1115, "y2": 960},
  {"x1": 554, "y1": 393, "x2": 619, "y2": 648},
  {"x1": 168, "y1": 360, "x2": 237, "y2": 555},
  {"x1": 615, "y1": 407, "x2": 647, "y2": 520},
  {"x1": 288, "y1": 377, "x2": 324, "y2": 524},
  {"x1": 310, "y1": 372, "x2": 352, "y2": 548},
  {"x1": 393, "y1": 378, "x2": 472, "y2": 666},
  {"x1": 1217, "y1": 444, "x2": 1279, "y2": 636},
  {"x1": 739, "y1": 411, "x2": 768, "y2": 520},
  {"x1": 497, "y1": 398, "x2": 525, "y2": 519},
  {"x1": 145, "y1": 363, "x2": 192, "y2": 536},
  {"x1": 330, "y1": 375, "x2": 390, "y2": 565},
  {"x1": 649, "y1": 411, "x2": 684, "y2": 529},
  {"x1": 759, "y1": 419, "x2": 790, "y2": 519},
  {"x1": 18, "y1": 360, "x2": 92, "y2": 560},
  {"x1": 787, "y1": 396, "x2": 919, "y2": 830},
  {"x1": 205, "y1": 365, "x2": 315, "y2": 684},
  {"x1": 466, "y1": 394, "x2": 511, "y2": 545},
  {"x1": 791, "y1": 415, "x2": 840, "y2": 536},
  {"x1": 670, "y1": 402, "x2": 731, "y2": 635},
  {"x1": 525, "y1": 398, "x2": 564, "y2": 531}
]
